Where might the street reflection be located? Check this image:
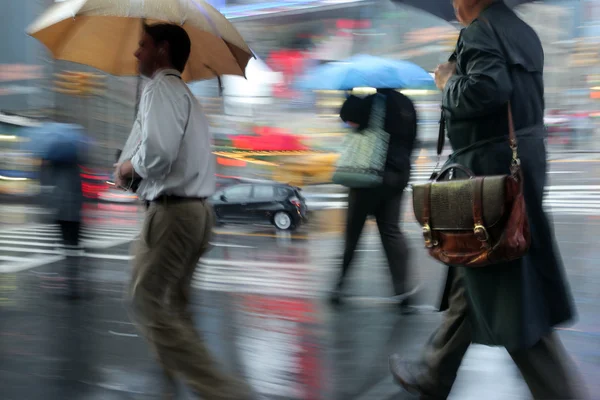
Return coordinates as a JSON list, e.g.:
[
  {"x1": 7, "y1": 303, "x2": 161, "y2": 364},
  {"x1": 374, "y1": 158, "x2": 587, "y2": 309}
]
[{"x1": 237, "y1": 295, "x2": 322, "y2": 400}]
